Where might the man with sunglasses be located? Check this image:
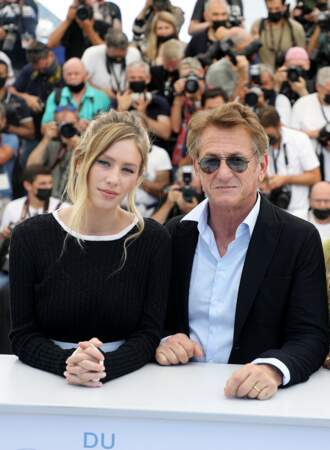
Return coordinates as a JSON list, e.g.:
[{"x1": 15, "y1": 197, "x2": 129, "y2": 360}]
[{"x1": 156, "y1": 102, "x2": 328, "y2": 399}]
